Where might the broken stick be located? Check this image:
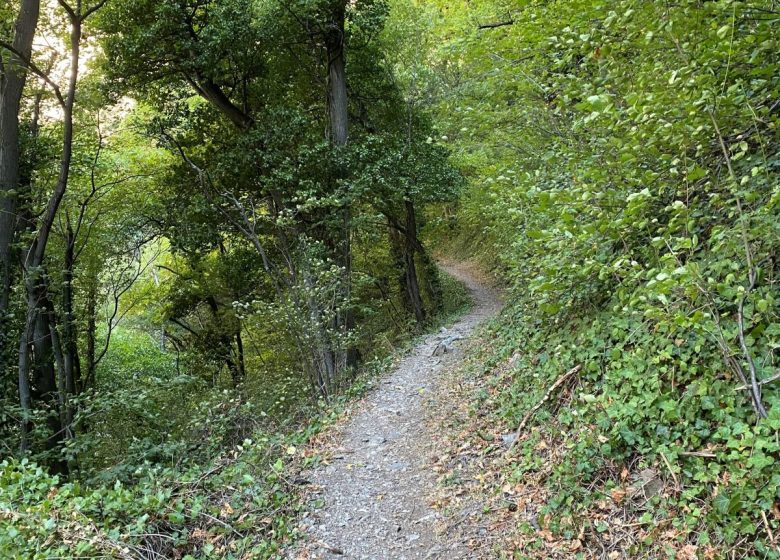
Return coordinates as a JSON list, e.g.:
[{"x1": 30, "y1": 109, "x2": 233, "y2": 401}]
[{"x1": 508, "y1": 364, "x2": 582, "y2": 451}]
